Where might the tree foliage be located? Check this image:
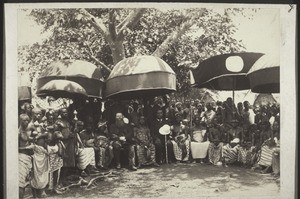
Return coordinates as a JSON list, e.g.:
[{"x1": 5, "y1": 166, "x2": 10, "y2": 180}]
[{"x1": 18, "y1": 7, "x2": 251, "y2": 97}]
